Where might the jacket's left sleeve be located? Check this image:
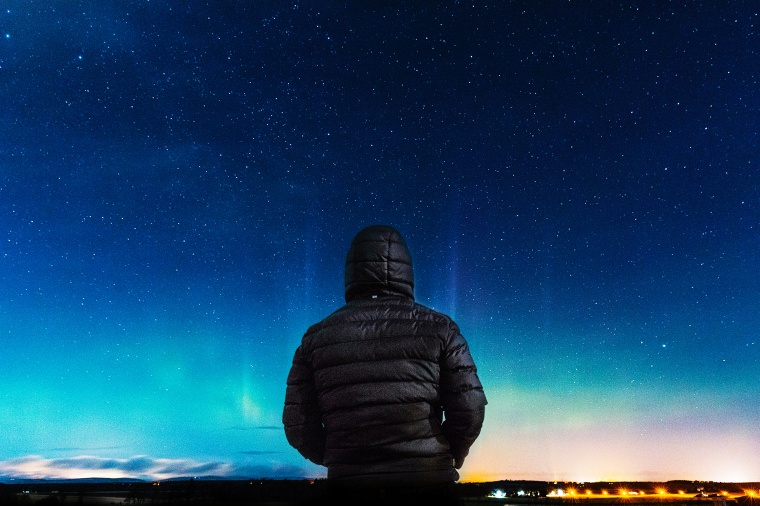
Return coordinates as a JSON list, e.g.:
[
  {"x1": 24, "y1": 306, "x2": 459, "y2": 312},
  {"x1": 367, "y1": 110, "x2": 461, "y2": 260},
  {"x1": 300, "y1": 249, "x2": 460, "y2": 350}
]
[
  {"x1": 440, "y1": 320, "x2": 487, "y2": 469},
  {"x1": 282, "y1": 344, "x2": 326, "y2": 466}
]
